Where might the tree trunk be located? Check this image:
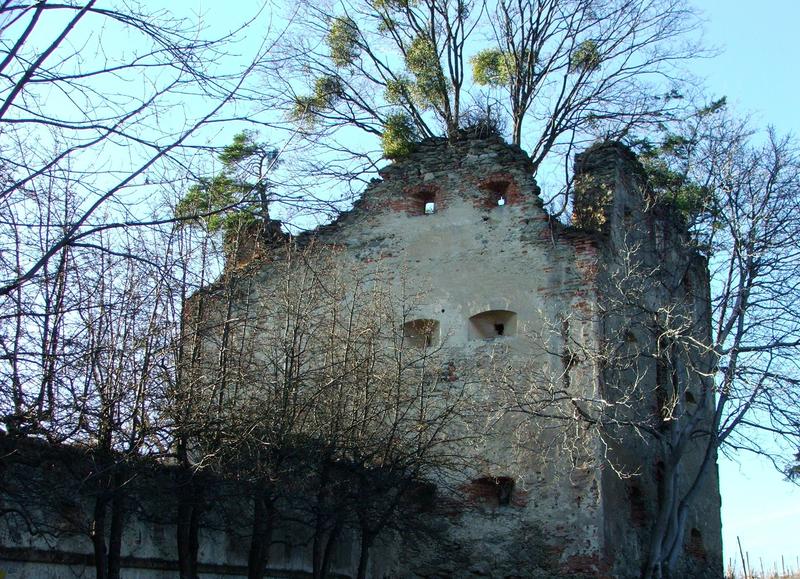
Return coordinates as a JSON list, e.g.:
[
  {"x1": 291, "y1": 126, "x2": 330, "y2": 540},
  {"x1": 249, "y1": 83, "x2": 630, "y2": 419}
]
[
  {"x1": 643, "y1": 454, "x2": 676, "y2": 579},
  {"x1": 177, "y1": 477, "x2": 203, "y2": 579},
  {"x1": 312, "y1": 461, "x2": 332, "y2": 579},
  {"x1": 312, "y1": 516, "x2": 340, "y2": 579},
  {"x1": 190, "y1": 497, "x2": 201, "y2": 573},
  {"x1": 107, "y1": 476, "x2": 125, "y2": 579},
  {"x1": 311, "y1": 516, "x2": 325, "y2": 579},
  {"x1": 512, "y1": 113, "x2": 522, "y2": 147},
  {"x1": 177, "y1": 498, "x2": 193, "y2": 579},
  {"x1": 91, "y1": 494, "x2": 109, "y2": 579},
  {"x1": 356, "y1": 529, "x2": 374, "y2": 579},
  {"x1": 247, "y1": 493, "x2": 275, "y2": 579},
  {"x1": 320, "y1": 516, "x2": 343, "y2": 579}
]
